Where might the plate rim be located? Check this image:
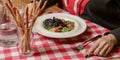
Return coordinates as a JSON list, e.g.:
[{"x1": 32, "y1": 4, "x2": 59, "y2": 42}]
[{"x1": 33, "y1": 13, "x2": 87, "y2": 38}]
